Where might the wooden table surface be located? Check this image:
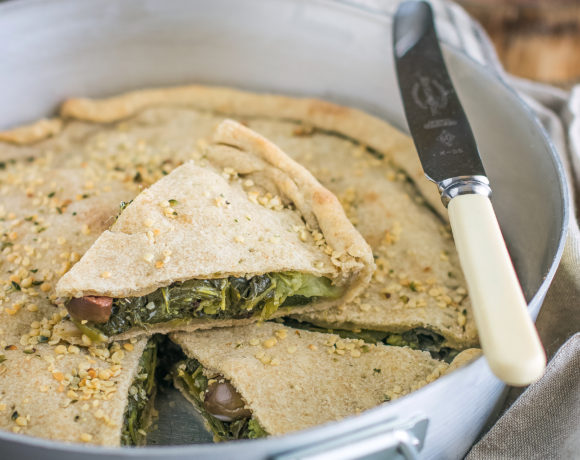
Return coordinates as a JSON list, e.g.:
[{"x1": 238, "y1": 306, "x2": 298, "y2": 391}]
[{"x1": 457, "y1": 0, "x2": 580, "y2": 88}]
